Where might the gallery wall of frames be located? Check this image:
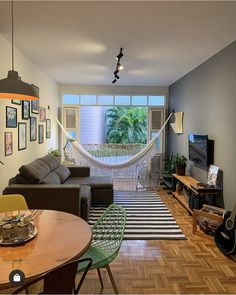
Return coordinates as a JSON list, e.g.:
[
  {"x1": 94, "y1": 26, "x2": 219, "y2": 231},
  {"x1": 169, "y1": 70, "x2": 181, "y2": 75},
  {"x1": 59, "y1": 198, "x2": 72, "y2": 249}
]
[{"x1": 4, "y1": 99, "x2": 51, "y2": 157}]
